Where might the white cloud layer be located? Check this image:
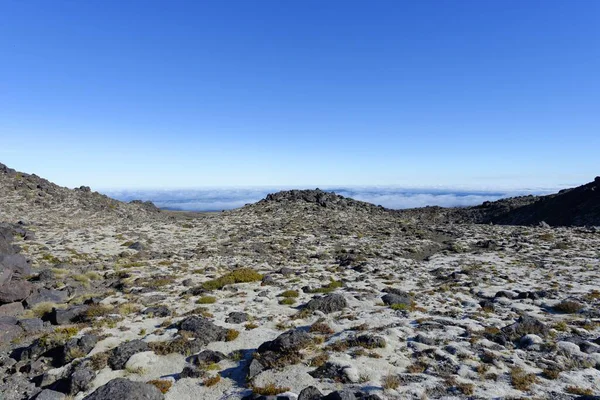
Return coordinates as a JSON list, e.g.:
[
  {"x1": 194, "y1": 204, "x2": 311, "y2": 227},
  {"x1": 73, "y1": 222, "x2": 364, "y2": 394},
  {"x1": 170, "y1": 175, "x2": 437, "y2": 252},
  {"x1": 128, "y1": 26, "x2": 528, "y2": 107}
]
[{"x1": 101, "y1": 186, "x2": 559, "y2": 212}]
